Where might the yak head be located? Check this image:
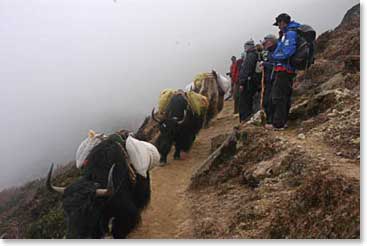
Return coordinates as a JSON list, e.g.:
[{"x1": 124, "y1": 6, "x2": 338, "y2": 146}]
[
  {"x1": 46, "y1": 163, "x2": 116, "y2": 239},
  {"x1": 151, "y1": 108, "x2": 187, "y2": 163}
]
